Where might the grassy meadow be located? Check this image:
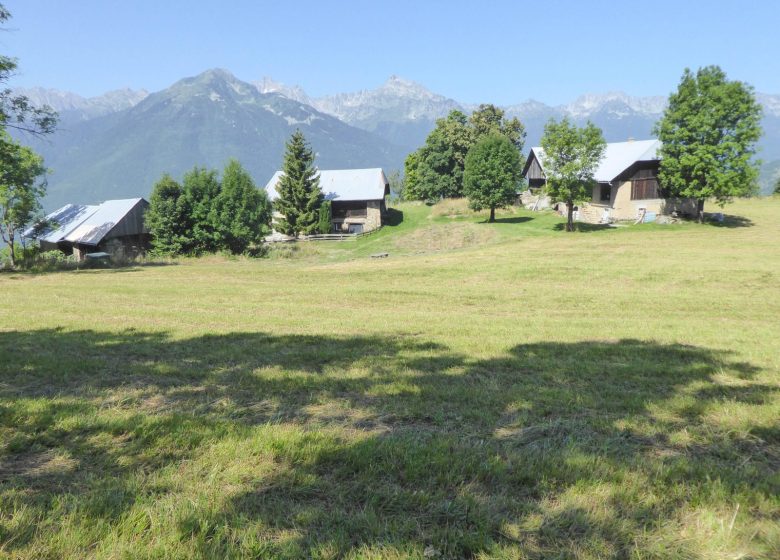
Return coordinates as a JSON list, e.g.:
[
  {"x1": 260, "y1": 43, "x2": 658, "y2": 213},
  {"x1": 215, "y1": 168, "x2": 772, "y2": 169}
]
[{"x1": 1, "y1": 198, "x2": 779, "y2": 559}]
